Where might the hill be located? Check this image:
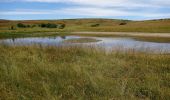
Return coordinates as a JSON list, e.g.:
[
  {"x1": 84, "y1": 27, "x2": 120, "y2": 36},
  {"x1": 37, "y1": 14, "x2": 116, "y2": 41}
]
[{"x1": 0, "y1": 18, "x2": 170, "y2": 33}]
